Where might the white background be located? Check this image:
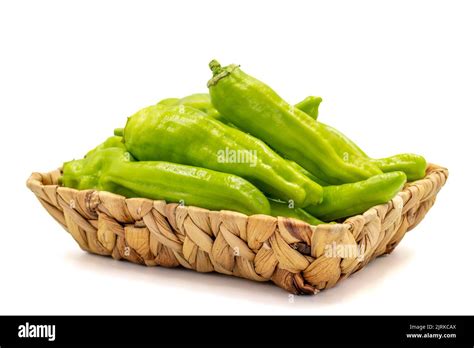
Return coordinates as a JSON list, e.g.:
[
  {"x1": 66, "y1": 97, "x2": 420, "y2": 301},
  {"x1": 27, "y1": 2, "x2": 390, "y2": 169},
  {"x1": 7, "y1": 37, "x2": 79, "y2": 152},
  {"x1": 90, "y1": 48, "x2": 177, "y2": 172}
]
[{"x1": 0, "y1": 0, "x2": 472, "y2": 315}]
